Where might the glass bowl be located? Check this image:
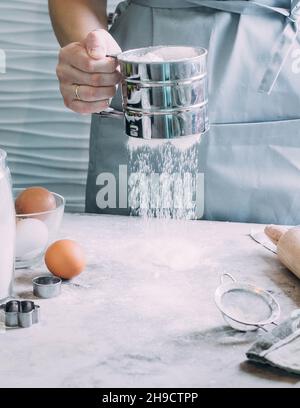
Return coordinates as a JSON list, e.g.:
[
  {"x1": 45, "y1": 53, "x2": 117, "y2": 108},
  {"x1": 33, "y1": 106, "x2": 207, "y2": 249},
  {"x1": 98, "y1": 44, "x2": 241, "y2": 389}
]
[{"x1": 14, "y1": 189, "x2": 65, "y2": 269}]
